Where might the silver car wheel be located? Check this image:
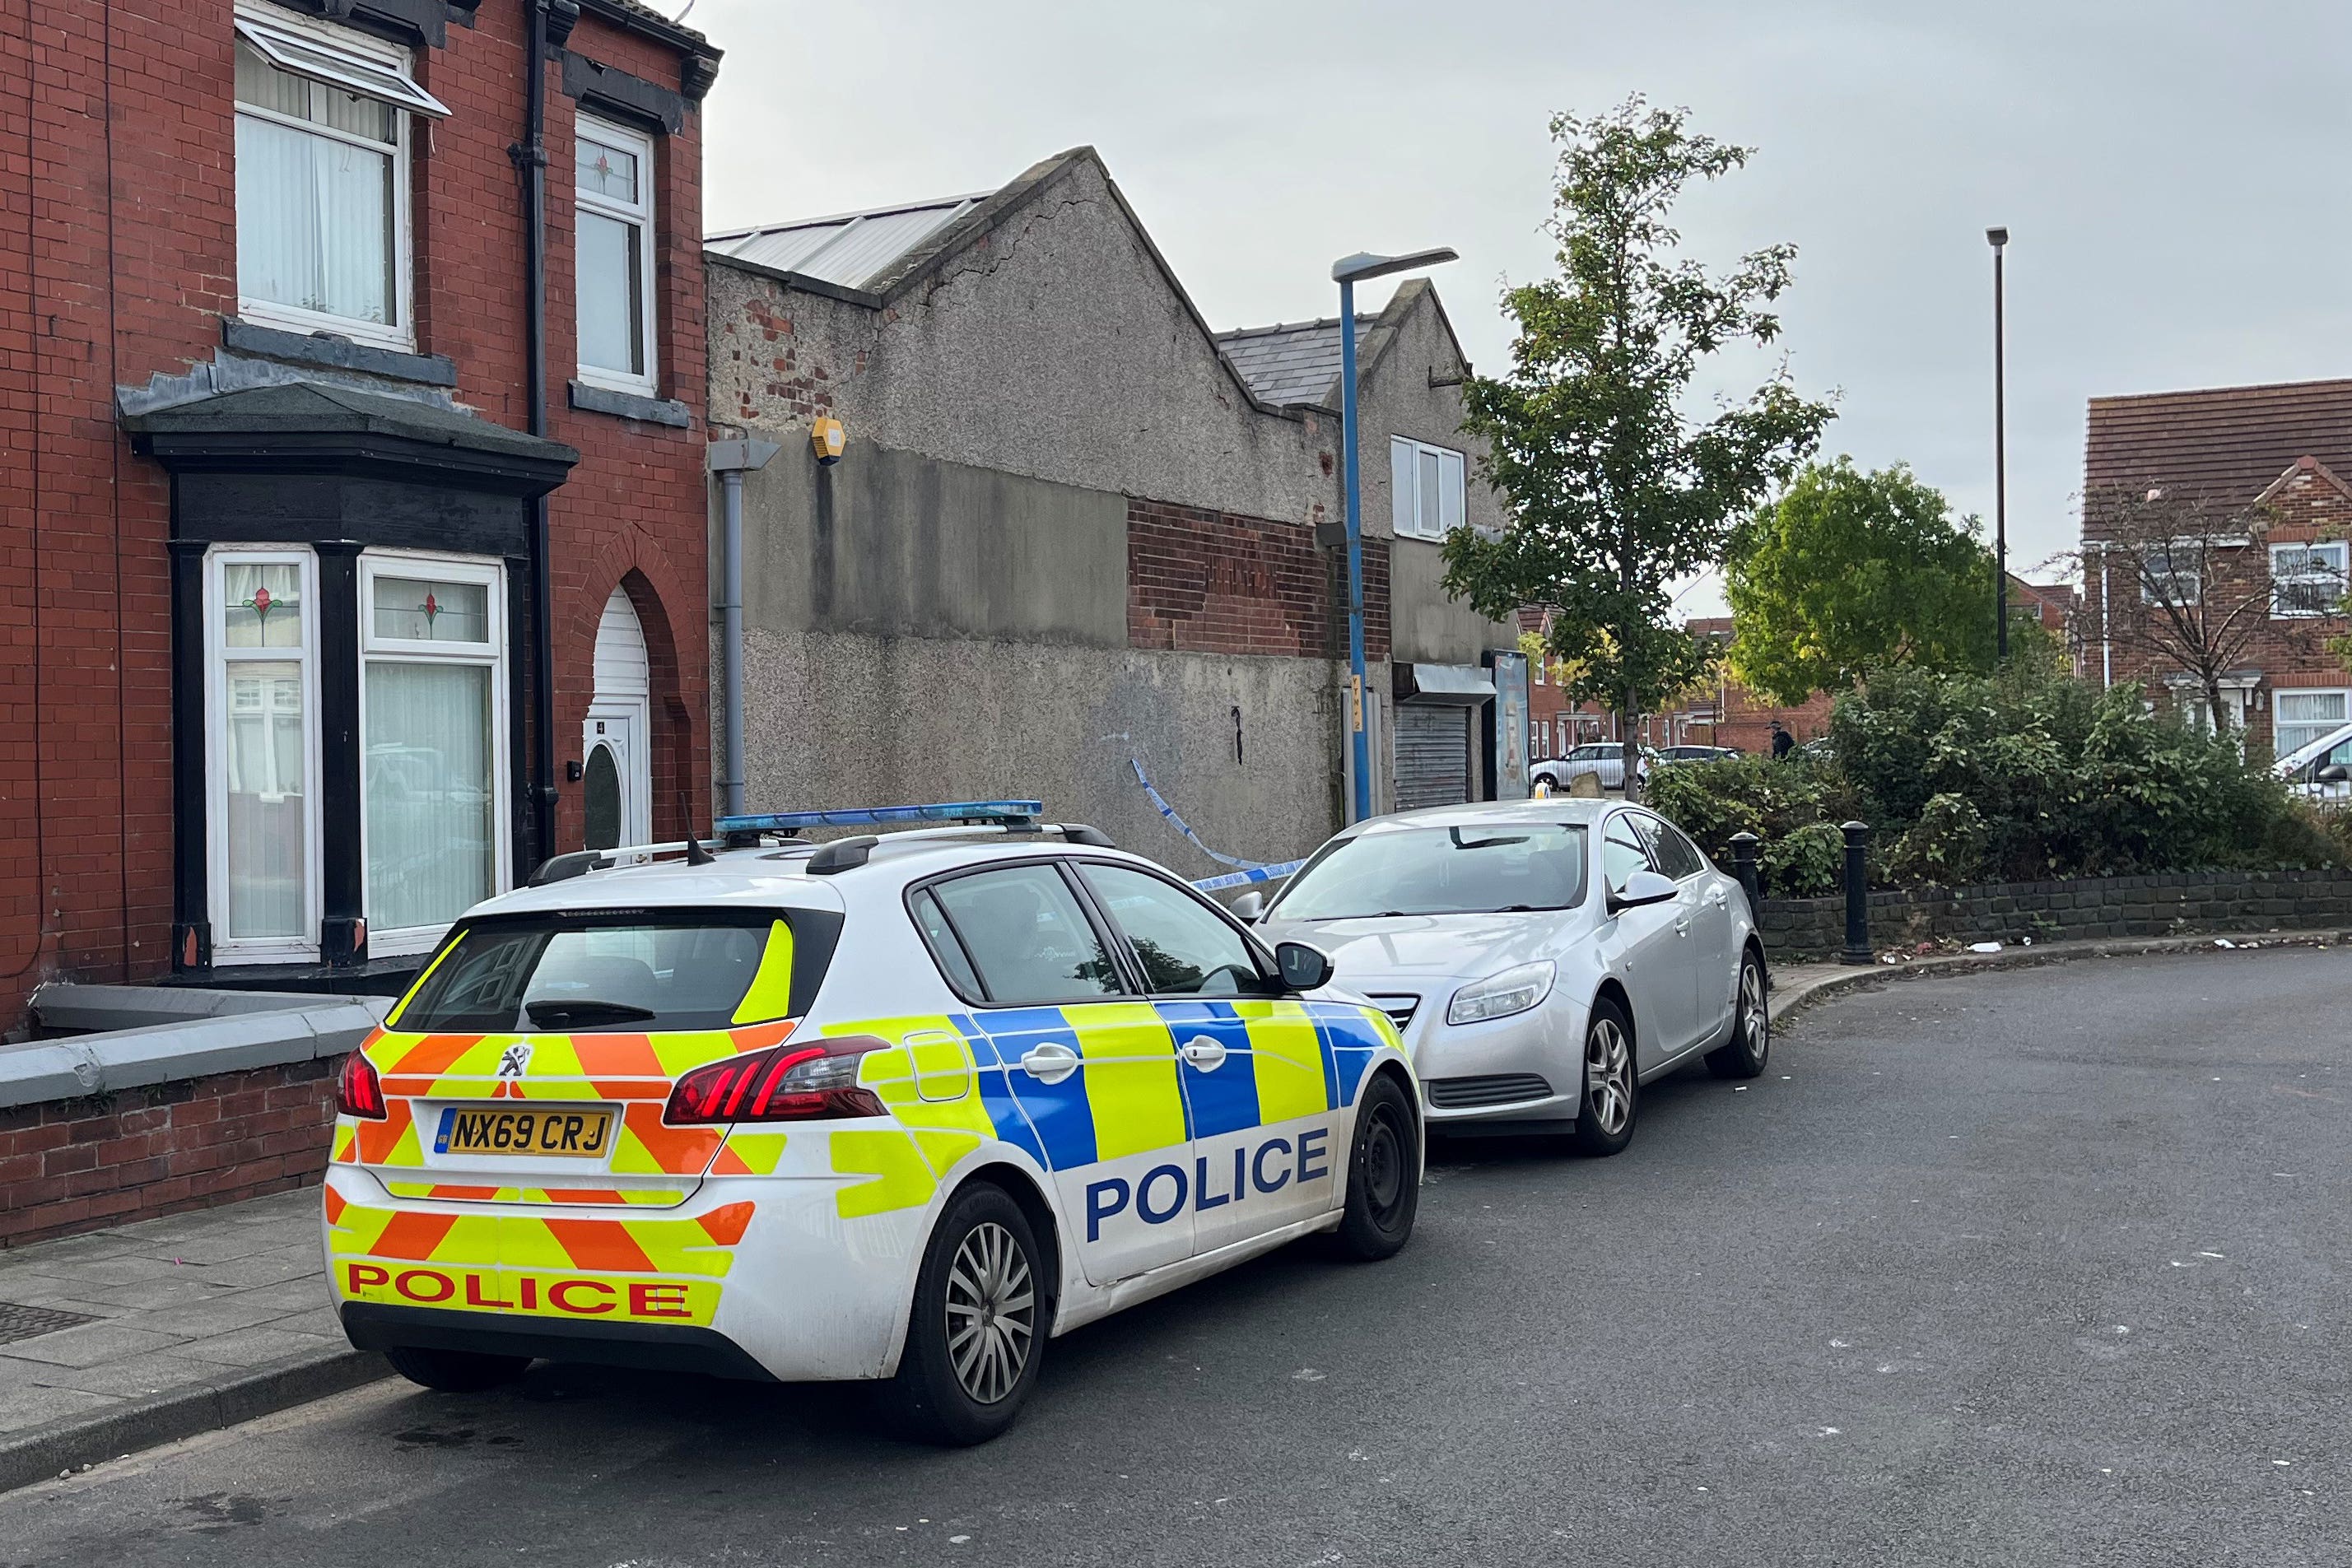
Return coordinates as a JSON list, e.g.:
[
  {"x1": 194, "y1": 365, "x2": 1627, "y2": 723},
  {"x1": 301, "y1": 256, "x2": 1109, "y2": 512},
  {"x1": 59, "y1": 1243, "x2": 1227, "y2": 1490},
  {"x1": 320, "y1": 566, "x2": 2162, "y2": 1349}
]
[
  {"x1": 1740, "y1": 961, "x2": 1768, "y2": 1063},
  {"x1": 944, "y1": 1220, "x2": 1035, "y2": 1406},
  {"x1": 1586, "y1": 1017, "x2": 1633, "y2": 1136}
]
